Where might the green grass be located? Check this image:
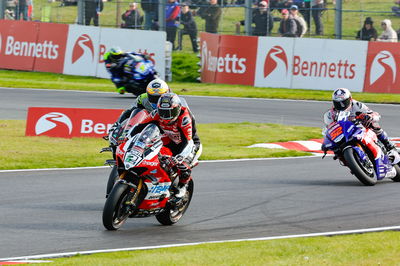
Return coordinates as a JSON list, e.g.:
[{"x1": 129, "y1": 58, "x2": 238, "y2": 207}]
[
  {"x1": 0, "y1": 120, "x2": 320, "y2": 170},
  {"x1": 2, "y1": 69, "x2": 400, "y2": 103},
  {"x1": 35, "y1": 231, "x2": 400, "y2": 265}
]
